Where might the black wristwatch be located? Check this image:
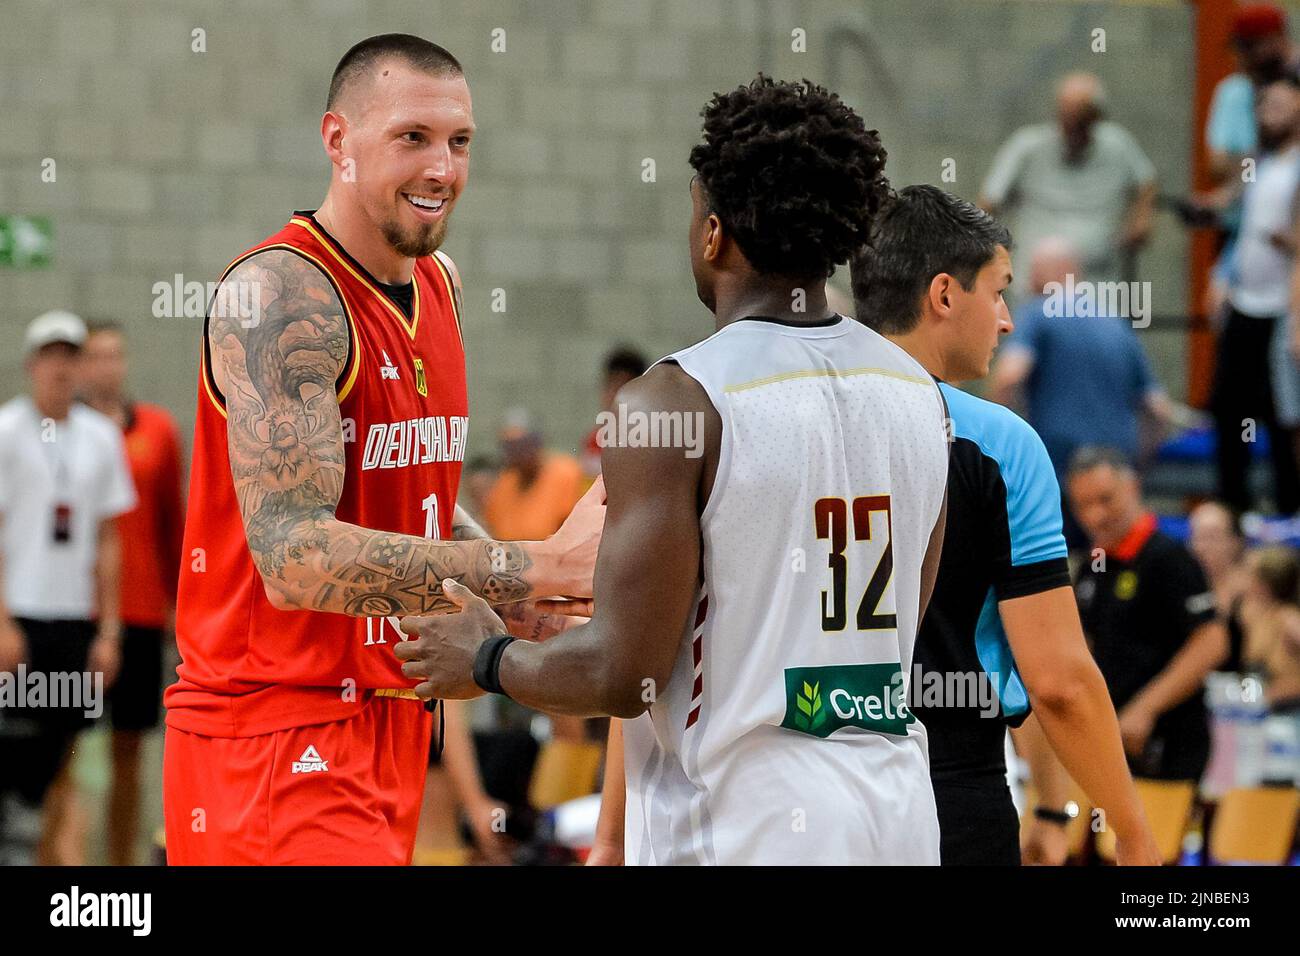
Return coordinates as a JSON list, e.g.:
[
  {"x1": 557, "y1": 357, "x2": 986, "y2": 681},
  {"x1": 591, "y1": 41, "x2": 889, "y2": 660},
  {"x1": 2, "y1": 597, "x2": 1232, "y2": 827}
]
[{"x1": 1034, "y1": 801, "x2": 1080, "y2": 826}]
